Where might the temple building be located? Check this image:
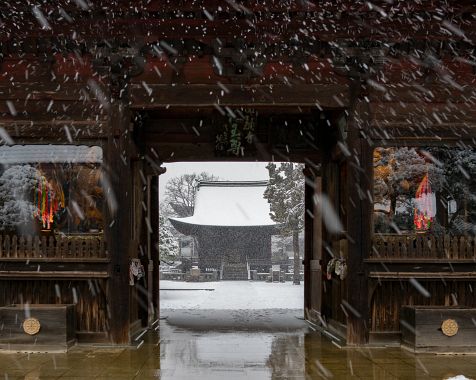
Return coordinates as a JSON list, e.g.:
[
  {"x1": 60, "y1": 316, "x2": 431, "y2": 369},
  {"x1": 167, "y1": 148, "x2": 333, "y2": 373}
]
[{"x1": 169, "y1": 181, "x2": 278, "y2": 279}]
